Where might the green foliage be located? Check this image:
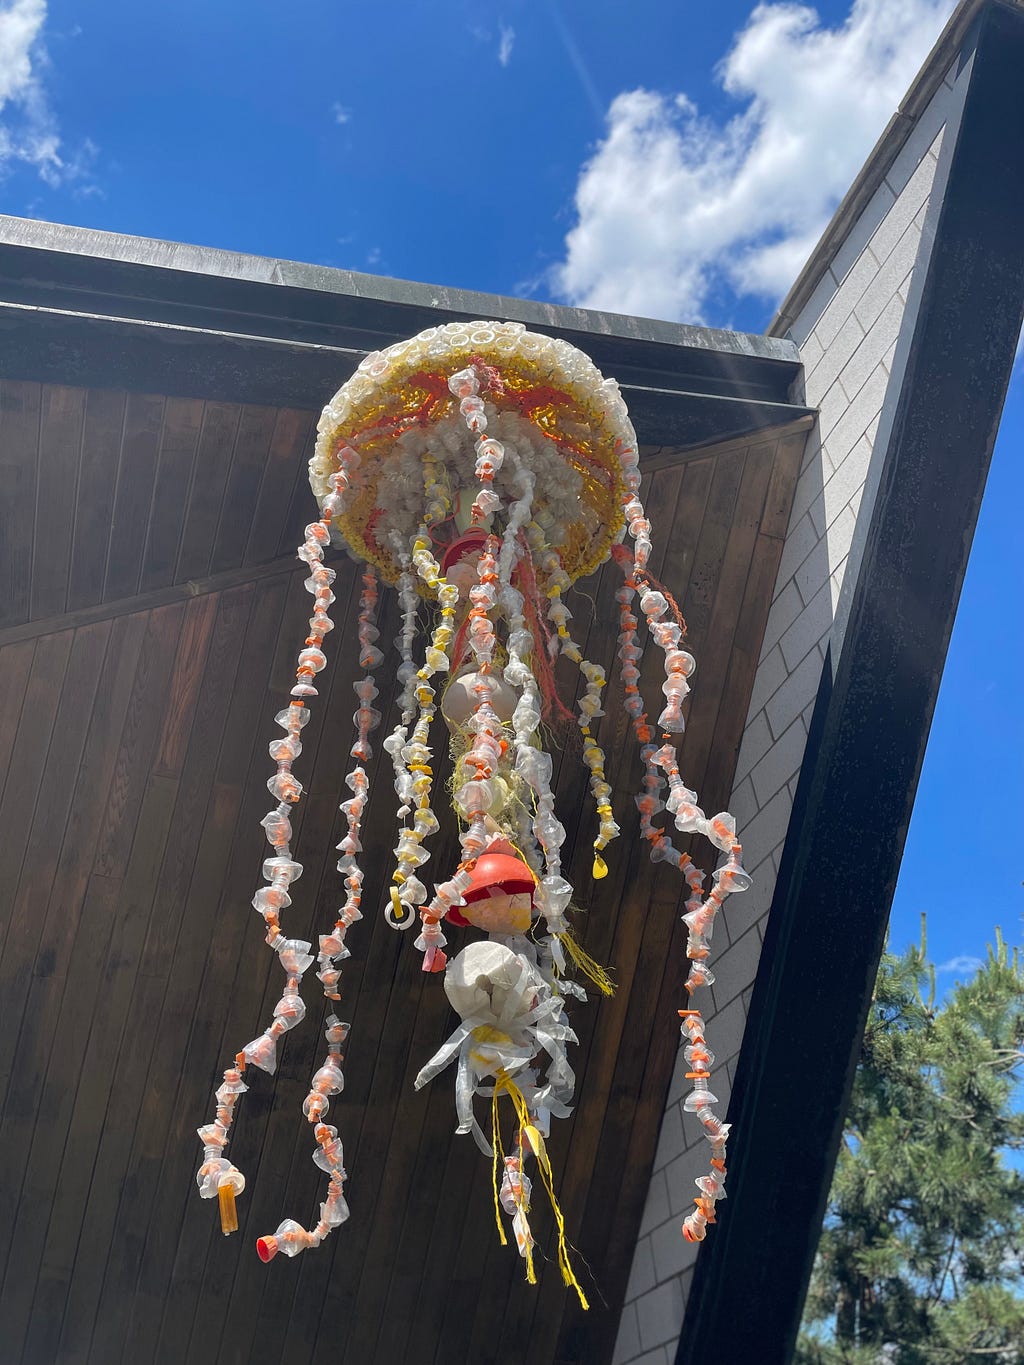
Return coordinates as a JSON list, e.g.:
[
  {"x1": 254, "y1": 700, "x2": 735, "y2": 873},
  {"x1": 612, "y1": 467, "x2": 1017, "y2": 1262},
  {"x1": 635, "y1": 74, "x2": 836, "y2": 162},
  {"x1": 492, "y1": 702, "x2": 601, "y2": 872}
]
[{"x1": 796, "y1": 920, "x2": 1024, "y2": 1364}]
